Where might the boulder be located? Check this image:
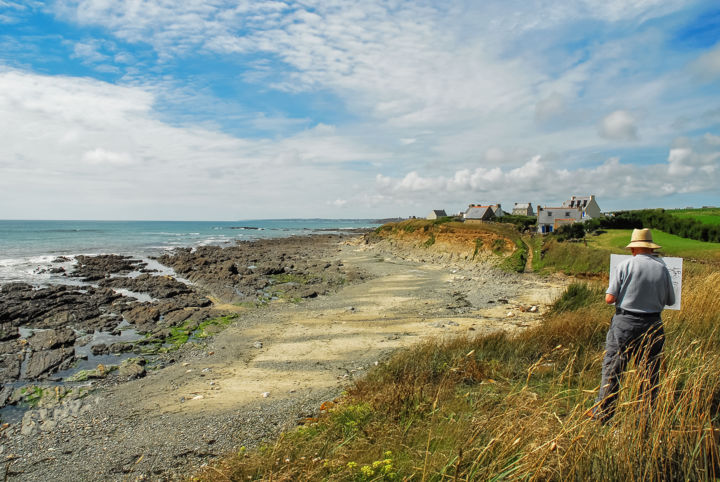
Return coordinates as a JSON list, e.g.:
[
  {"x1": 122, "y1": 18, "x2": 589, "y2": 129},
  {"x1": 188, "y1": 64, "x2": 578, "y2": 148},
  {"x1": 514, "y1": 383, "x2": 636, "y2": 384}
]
[
  {"x1": 25, "y1": 347, "x2": 75, "y2": 379},
  {"x1": 0, "y1": 323, "x2": 19, "y2": 341},
  {"x1": 0, "y1": 354, "x2": 22, "y2": 381},
  {"x1": 118, "y1": 359, "x2": 146, "y2": 380},
  {"x1": 91, "y1": 344, "x2": 109, "y2": 356},
  {"x1": 27, "y1": 327, "x2": 76, "y2": 351}
]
